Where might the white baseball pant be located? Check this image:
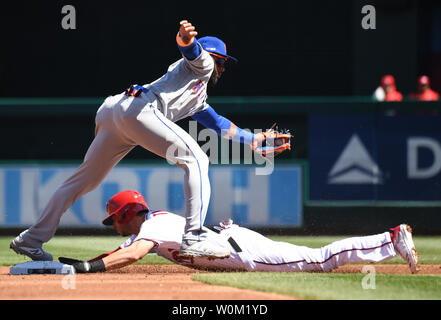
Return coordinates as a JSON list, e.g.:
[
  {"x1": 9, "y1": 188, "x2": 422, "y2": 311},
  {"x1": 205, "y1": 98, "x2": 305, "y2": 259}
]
[{"x1": 218, "y1": 226, "x2": 396, "y2": 272}]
